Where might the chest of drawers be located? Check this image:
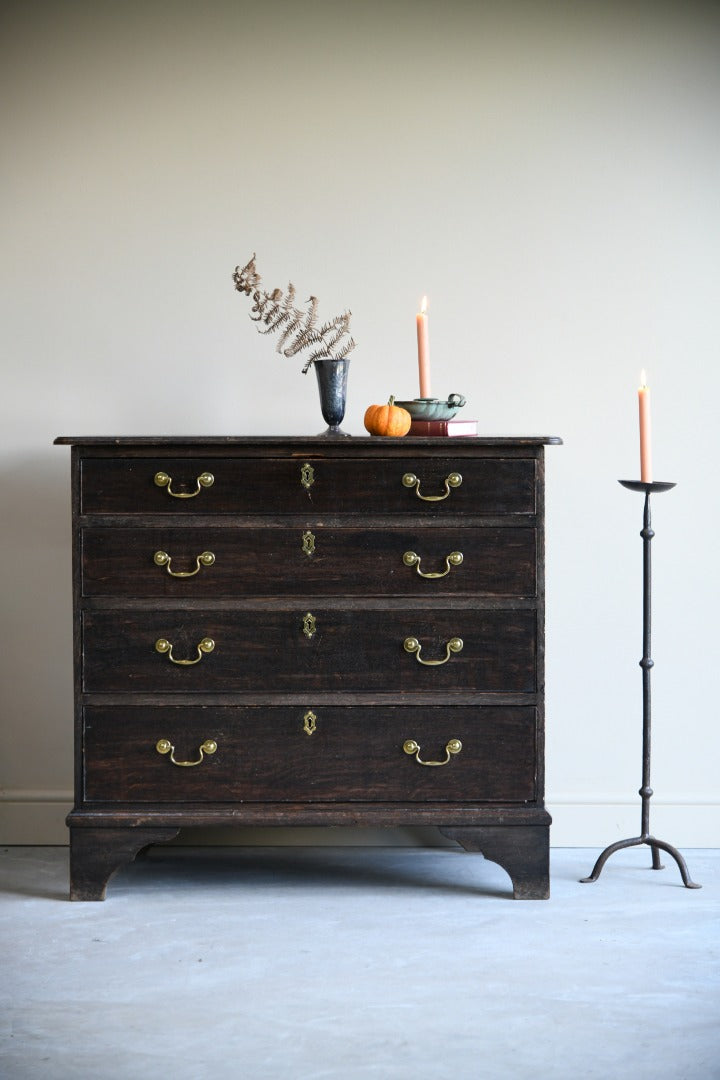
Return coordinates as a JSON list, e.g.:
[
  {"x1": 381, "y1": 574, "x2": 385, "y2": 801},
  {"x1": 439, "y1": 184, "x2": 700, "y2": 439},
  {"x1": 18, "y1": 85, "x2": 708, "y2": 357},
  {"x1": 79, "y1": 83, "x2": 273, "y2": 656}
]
[{"x1": 55, "y1": 435, "x2": 560, "y2": 900}]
